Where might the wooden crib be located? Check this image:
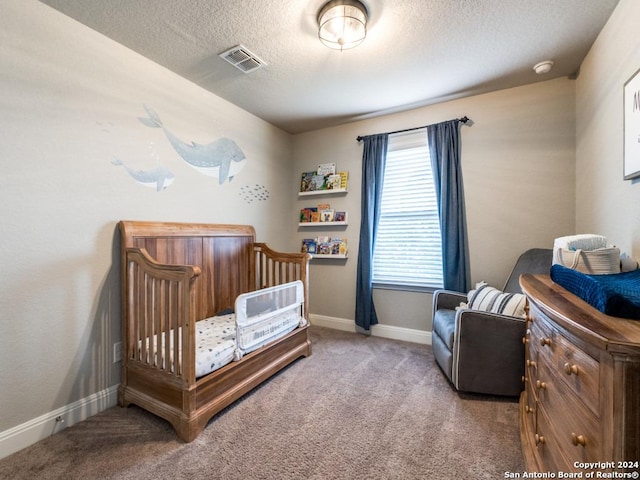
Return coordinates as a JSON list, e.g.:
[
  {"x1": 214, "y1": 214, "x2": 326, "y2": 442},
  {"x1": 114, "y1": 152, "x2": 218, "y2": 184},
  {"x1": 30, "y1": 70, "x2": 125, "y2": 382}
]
[{"x1": 118, "y1": 221, "x2": 312, "y2": 442}]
